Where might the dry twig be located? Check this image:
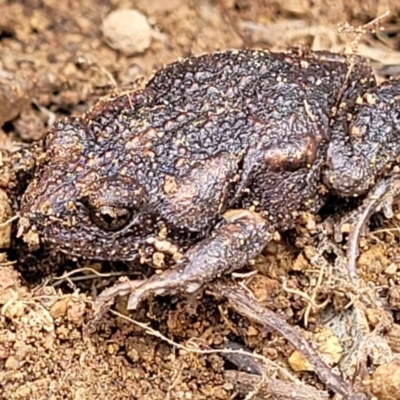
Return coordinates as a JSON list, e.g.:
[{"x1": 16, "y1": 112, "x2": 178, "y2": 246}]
[{"x1": 211, "y1": 280, "x2": 369, "y2": 400}]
